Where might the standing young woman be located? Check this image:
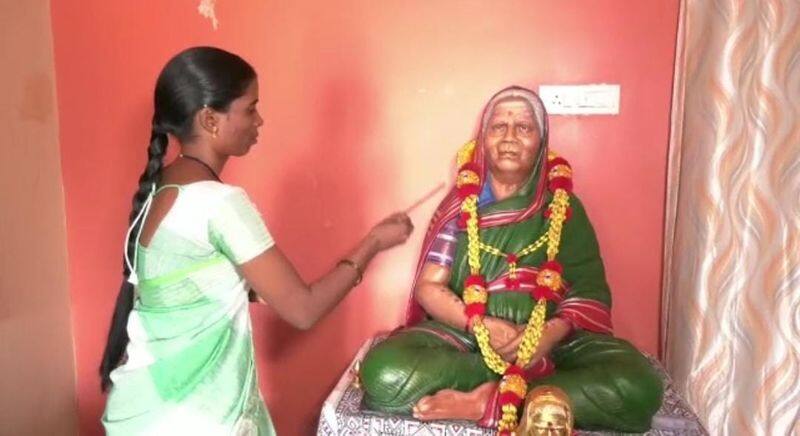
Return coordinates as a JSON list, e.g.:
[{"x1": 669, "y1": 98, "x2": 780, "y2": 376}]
[{"x1": 100, "y1": 46, "x2": 413, "y2": 435}]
